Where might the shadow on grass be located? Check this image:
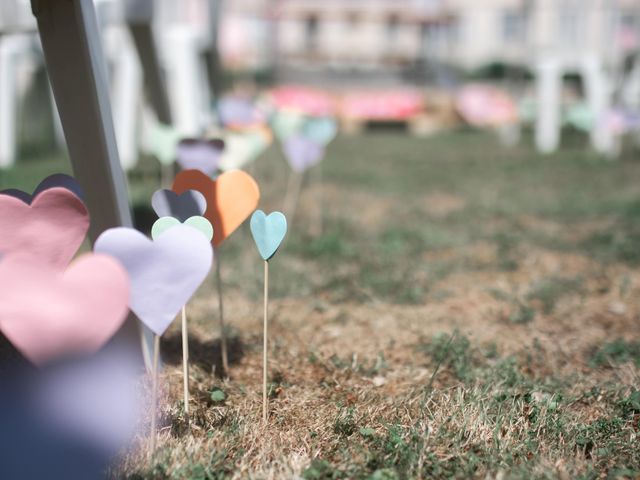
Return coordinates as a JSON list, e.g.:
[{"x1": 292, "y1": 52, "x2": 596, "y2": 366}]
[{"x1": 161, "y1": 332, "x2": 245, "y2": 378}]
